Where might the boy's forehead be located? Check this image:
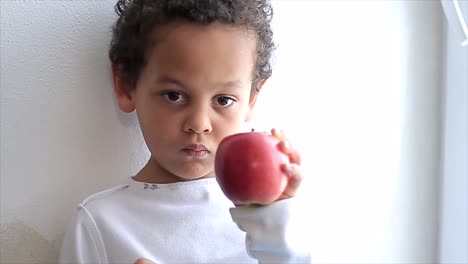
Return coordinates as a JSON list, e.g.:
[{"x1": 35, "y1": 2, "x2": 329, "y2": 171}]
[
  {"x1": 146, "y1": 21, "x2": 257, "y2": 58},
  {"x1": 139, "y1": 22, "x2": 257, "y2": 82}
]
